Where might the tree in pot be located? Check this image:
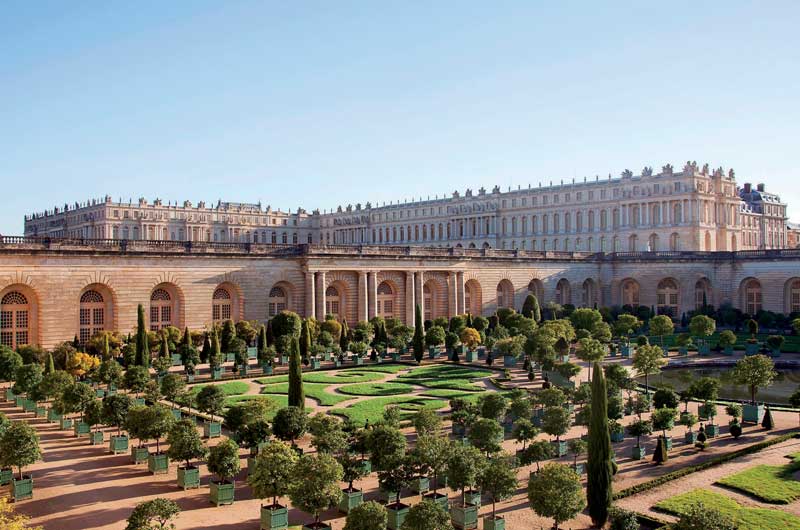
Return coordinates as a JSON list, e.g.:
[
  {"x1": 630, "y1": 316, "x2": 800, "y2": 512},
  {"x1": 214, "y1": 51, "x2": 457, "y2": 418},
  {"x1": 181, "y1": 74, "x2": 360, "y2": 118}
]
[
  {"x1": 689, "y1": 315, "x2": 716, "y2": 354},
  {"x1": 249, "y1": 441, "x2": 299, "y2": 528},
  {"x1": 143, "y1": 404, "x2": 175, "y2": 474},
  {"x1": 0, "y1": 421, "x2": 42, "y2": 501},
  {"x1": 208, "y1": 438, "x2": 241, "y2": 506},
  {"x1": 512, "y1": 418, "x2": 538, "y2": 454},
  {"x1": 367, "y1": 423, "x2": 407, "y2": 503},
  {"x1": 631, "y1": 344, "x2": 666, "y2": 394},
  {"x1": 527, "y1": 463, "x2": 586, "y2": 530},
  {"x1": 681, "y1": 413, "x2": 698, "y2": 444},
  {"x1": 400, "y1": 499, "x2": 453, "y2": 530},
  {"x1": 12, "y1": 363, "x2": 43, "y2": 414},
  {"x1": 520, "y1": 439, "x2": 554, "y2": 473},
  {"x1": 272, "y1": 406, "x2": 308, "y2": 451},
  {"x1": 59, "y1": 381, "x2": 95, "y2": 436},
  {"x1": 160, "y1": 373, "x2": 186, "y2": 419},
  {"x1": 651, "y1": 407, "x2": 677, "y2": 451},
  {"x1": 447, "y1": 443, "x2": 485, "y2": 528},
  {"x1": 467, "y1": 418, "x2": 504, "y2": 456},
  {"x1": 336, "y1": 447, "x2": 369, "y2": 514},
  {"x1": 196, "y1": 385, "x2": 225, "y2": 438},
  {"x1": 568, "y1": 439, "x2": 586, "y2": 473},
  {"x1": 102, "y1": 393, "x2": 133, "y2": 453},
  {"x1": 413, "y1": 407, "x2": 443, "y2": 437},
  {"x1": 344, "y1": 501, "x2": 388, "y2": 530},
  {"x1": 166, "y1": 419, "x2": 207, "y2": 490},
  {"x1": 225, "y1": 399, "x2": 274, "y2": 443},
  {"x1": 288, "y1": 453, "x2": 344, "y2": 529},
  {"x1": 649, "y1": 315, "x2": 674, "y2": 350},
  {"x1": 626, "y1": 419, "x2": 652, "y2": 459},
  {"x1": 377, "y1": 454, "x2": 415, "y2": 528},
  {"x1": 731, "y1": 354, "x2": 776, "y2": 423},
  {"x1": 476, "y1": 453, "x2": 517, "y2": 530},
  {"x1": 542, "y1": 406, "x2": 571, "y2": 457},
  {"x1": 97, "y1": 358, "x2": 123, "y2": 395},
  {"x1": 718, "y1": 330, "x2": 737, "y2": 354},
  {"x1": 123, "y1": 365, "x2": 150, "y2": 403},
  {"x1": 125, "y1": 498, "x2": 180, "y2": 530},
  {"x1": 125, "y1": 405, "x2": 154, "y2": 463},
  {"x1": 411, "y1": 434, "x2": 452, "y2": 506},
  {"x1": 84, "y1": 399, "x2": 105, "y2": 445}
]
